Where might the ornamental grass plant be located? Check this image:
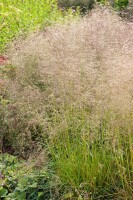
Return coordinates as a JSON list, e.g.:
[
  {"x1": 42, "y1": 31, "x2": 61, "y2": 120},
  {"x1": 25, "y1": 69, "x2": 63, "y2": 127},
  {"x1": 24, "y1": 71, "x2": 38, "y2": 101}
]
[{"x1": 1, "y1": 6, "x2": 133, "y2": 199}]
